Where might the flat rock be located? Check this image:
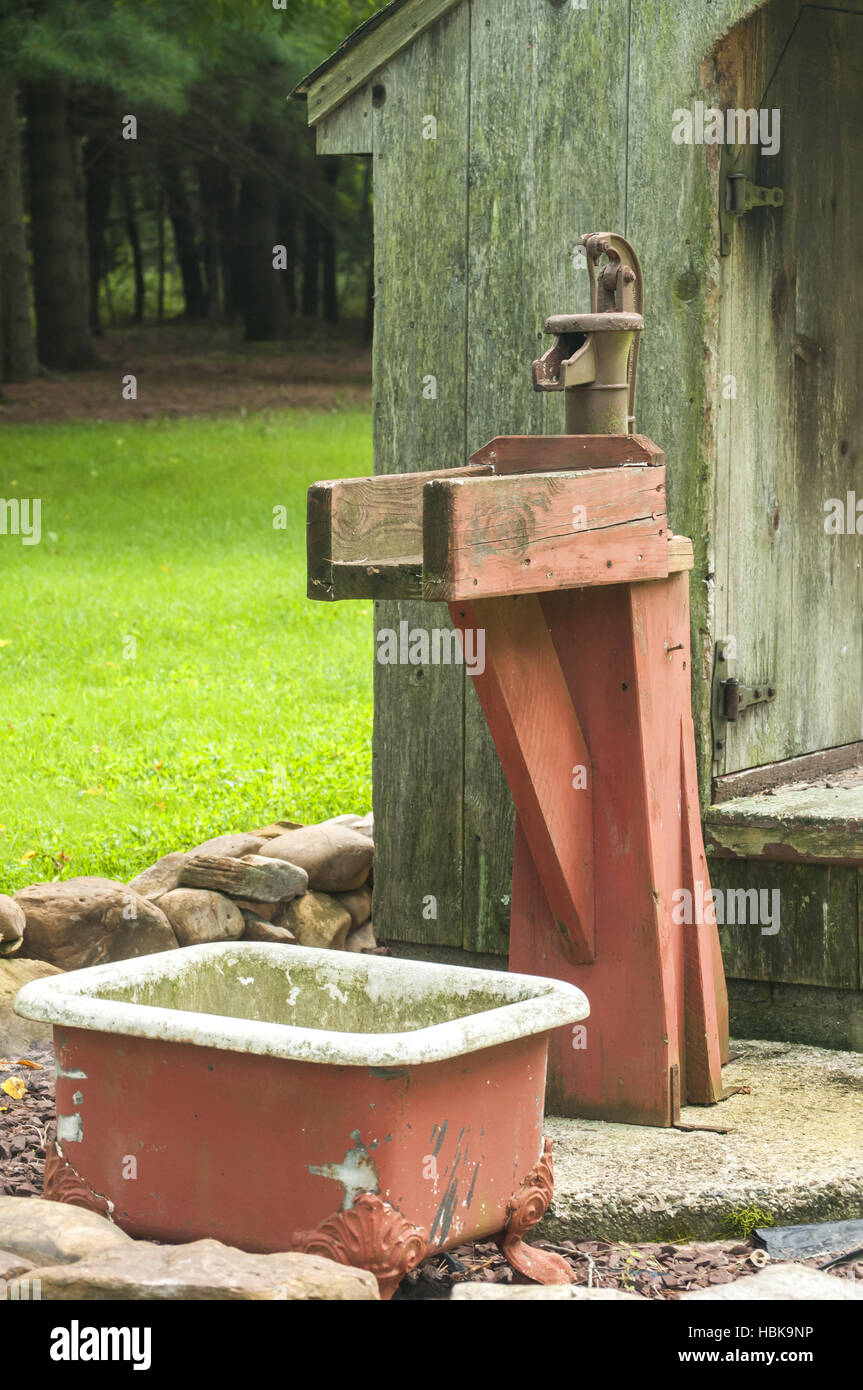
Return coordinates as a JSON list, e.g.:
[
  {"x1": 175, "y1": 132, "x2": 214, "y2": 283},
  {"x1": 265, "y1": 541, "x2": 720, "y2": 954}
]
[
  {"x1": 28, "y1": 1237, "x2": 378, "y2": 1300},
  {"x1": 0, "y1": 894, "x2": 26, "y2": 956},
  {"x1": 450, "y1": 1283, "x2": 645, "y2": 1300},
  {"x1": 159, "y1": 889, "x2": 245, "y2": 946},
  {"x1": 326, "y1": 813, "x2": 374, "y2": 842},
  {"x1": 179, "y1": 854, "x2": 308, "y2": 902},
  {"x1": 345, "y1": 920, "x2": 377, "y2": 953},
  {"x1": 276, "y1": 891, "x2": 352, "y2": 949},
  {"x1": 0, "y1": 1196, "x2": 133, "y2": 1266},
  {"x1": 188, "y1": 833, "x2": 264, "y2": 859},
  {"x1": 240, "y1": 913, "x2": 297, "y2": 945},
  {"x1": 1, "y1": 958, "x2": 63, "y2": 1051},
  {"x1": 15, "y1": 877, "x2": 178, "y2": 970},
  {"x1": 233, "y1": 898, "x2": 279, "y2": 920},
  {"x1": 332, "y1": 885, "x2": 372, "y2": 930},
  {"x1": 127, "y1": 852, "x2": 189, "y2": 901},
  {"x1": 680, "y1": 1262, "x2": 863, "y2": 1300},
  {"x1": 252, "y1": 820, "x2": 304, "y2": 840},
  {"x1": 259, "y1": 824, "x2": 373, "y2": 892}
]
